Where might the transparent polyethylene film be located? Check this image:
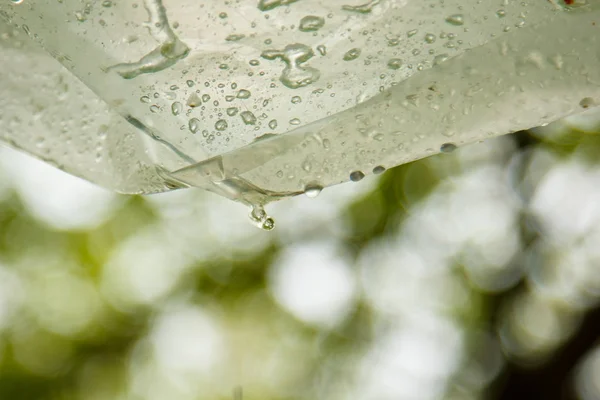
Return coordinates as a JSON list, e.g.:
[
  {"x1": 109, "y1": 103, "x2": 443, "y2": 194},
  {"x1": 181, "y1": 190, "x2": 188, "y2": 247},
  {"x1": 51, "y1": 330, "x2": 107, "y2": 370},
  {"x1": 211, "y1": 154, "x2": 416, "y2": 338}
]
[
  {"x1": 0, "y1": 19, "x2": 175, "y2": 194},
  {"x1": 1, "y1": 0, "x2": 599, "y2": 203}
]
